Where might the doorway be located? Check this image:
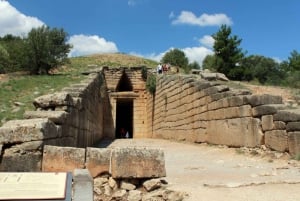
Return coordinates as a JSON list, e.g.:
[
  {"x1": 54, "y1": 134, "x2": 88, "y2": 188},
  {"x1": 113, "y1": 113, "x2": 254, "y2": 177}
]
[{"x1": 115, "y1": 99, "x2": 133, "y2": 139}]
